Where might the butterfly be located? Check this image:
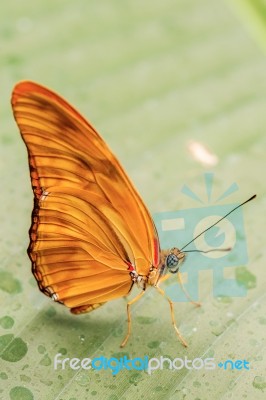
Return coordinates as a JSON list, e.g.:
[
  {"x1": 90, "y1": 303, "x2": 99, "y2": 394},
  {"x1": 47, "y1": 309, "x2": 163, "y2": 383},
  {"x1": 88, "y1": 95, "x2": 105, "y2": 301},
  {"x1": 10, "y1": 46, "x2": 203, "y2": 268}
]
[{"x1": 11, "y1": 81, "x2": 199, "y2": 347}]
